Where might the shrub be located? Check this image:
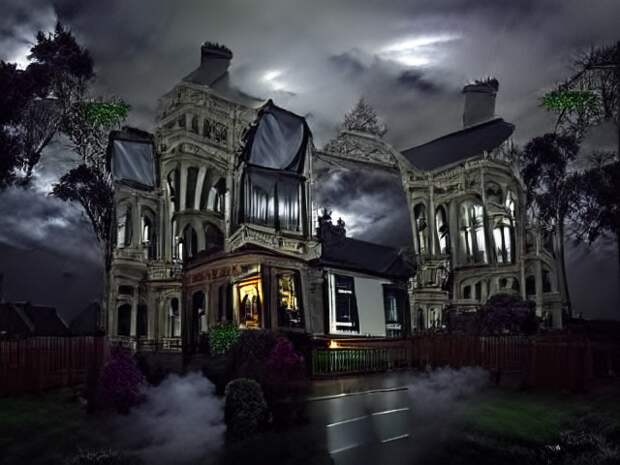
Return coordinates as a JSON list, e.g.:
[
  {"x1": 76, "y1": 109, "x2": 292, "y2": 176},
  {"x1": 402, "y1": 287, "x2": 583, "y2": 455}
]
[
  {"x1": 209, "y1": 323, "x2": 240, "y2": 356},
  {"x1": 478, "y1": 294, "x2": 539, "y2": 335},
  {"x1": 64, "y1": 449, "x2": 142, "y2": 465},
  {"x1": 98, "y1": 348, "x2": 145, "y2": 414},
  {"x1": 224, "y1": 378, "x2": 267, "y2": 440},
  {"x1": 266, "y1": 337, "x2": 305, "y2": 384},
  {"x1": 233, "y1": 330, "x2": 277, "y2": 363}
]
